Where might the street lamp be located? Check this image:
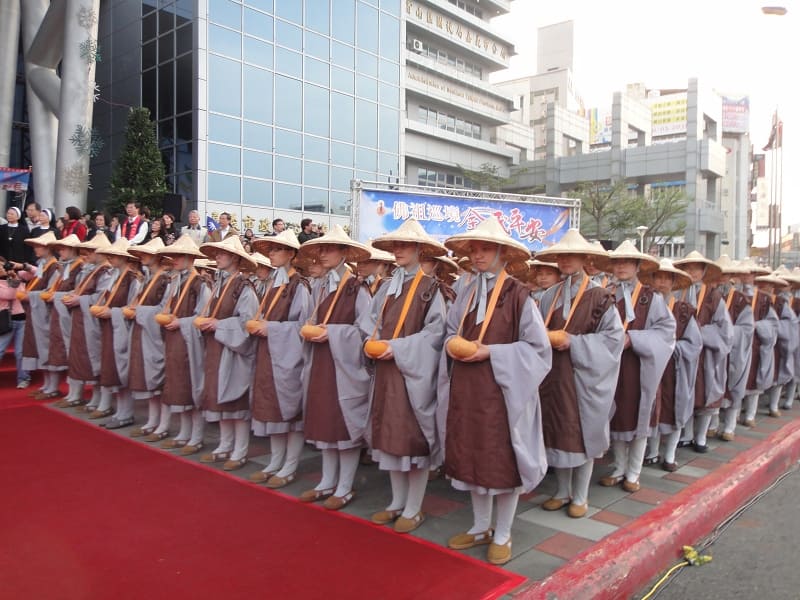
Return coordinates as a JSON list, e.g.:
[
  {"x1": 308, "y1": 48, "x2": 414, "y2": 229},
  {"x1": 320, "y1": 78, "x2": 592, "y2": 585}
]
[{"x1": 636, "y1": 225, "x2": 649, "y2": 253}]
